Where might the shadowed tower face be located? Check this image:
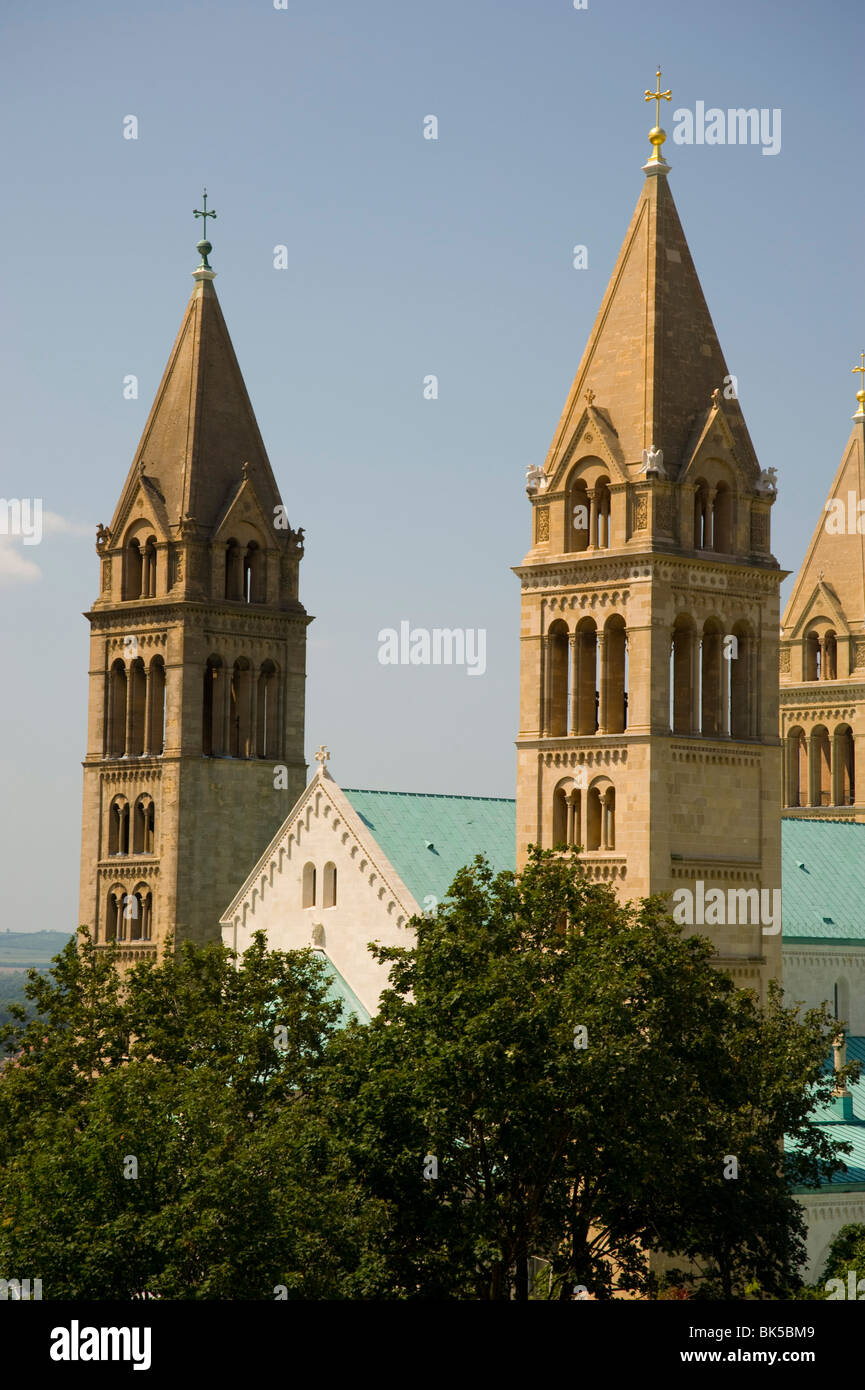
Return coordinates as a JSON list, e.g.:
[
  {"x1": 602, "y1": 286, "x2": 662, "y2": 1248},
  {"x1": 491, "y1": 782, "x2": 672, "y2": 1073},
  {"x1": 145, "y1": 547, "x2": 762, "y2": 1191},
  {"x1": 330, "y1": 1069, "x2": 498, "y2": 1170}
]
[
  {"x1": 780, "y1": 369, "x2": 865, "y2": 821},
  {"x1": 514, "y1": 95, "x2": 784, "y2": 994},
  {"x1": 78, "y1": 220, "x2": 310, "y2": 959}
]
